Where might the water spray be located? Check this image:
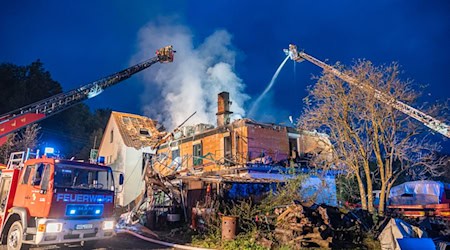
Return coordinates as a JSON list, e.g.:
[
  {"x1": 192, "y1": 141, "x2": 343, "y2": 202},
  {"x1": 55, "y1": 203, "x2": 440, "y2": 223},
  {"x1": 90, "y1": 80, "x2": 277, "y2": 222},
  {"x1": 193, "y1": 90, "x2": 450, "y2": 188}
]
[{"x1": 248, "y1": 55, "x2": 290, "y2": 118}]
